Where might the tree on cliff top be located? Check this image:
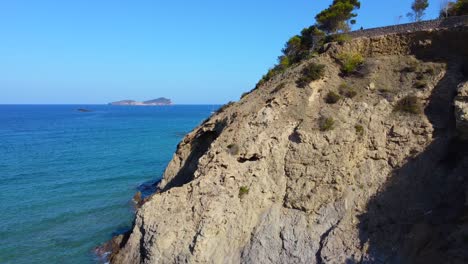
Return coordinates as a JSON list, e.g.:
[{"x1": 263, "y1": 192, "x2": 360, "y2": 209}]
[
  {"x1": 315, "y1": 0, "x2": 361, "y2": 34},
  {"x1": 408, "y1": 0, "x2": 429, "y2": 21},
  {"x1": 440, "y1": 0, "x2": 453, "y2": 18},
  {"x1": 441, "y1": 0, "x2": 468, "y2": 17}
]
